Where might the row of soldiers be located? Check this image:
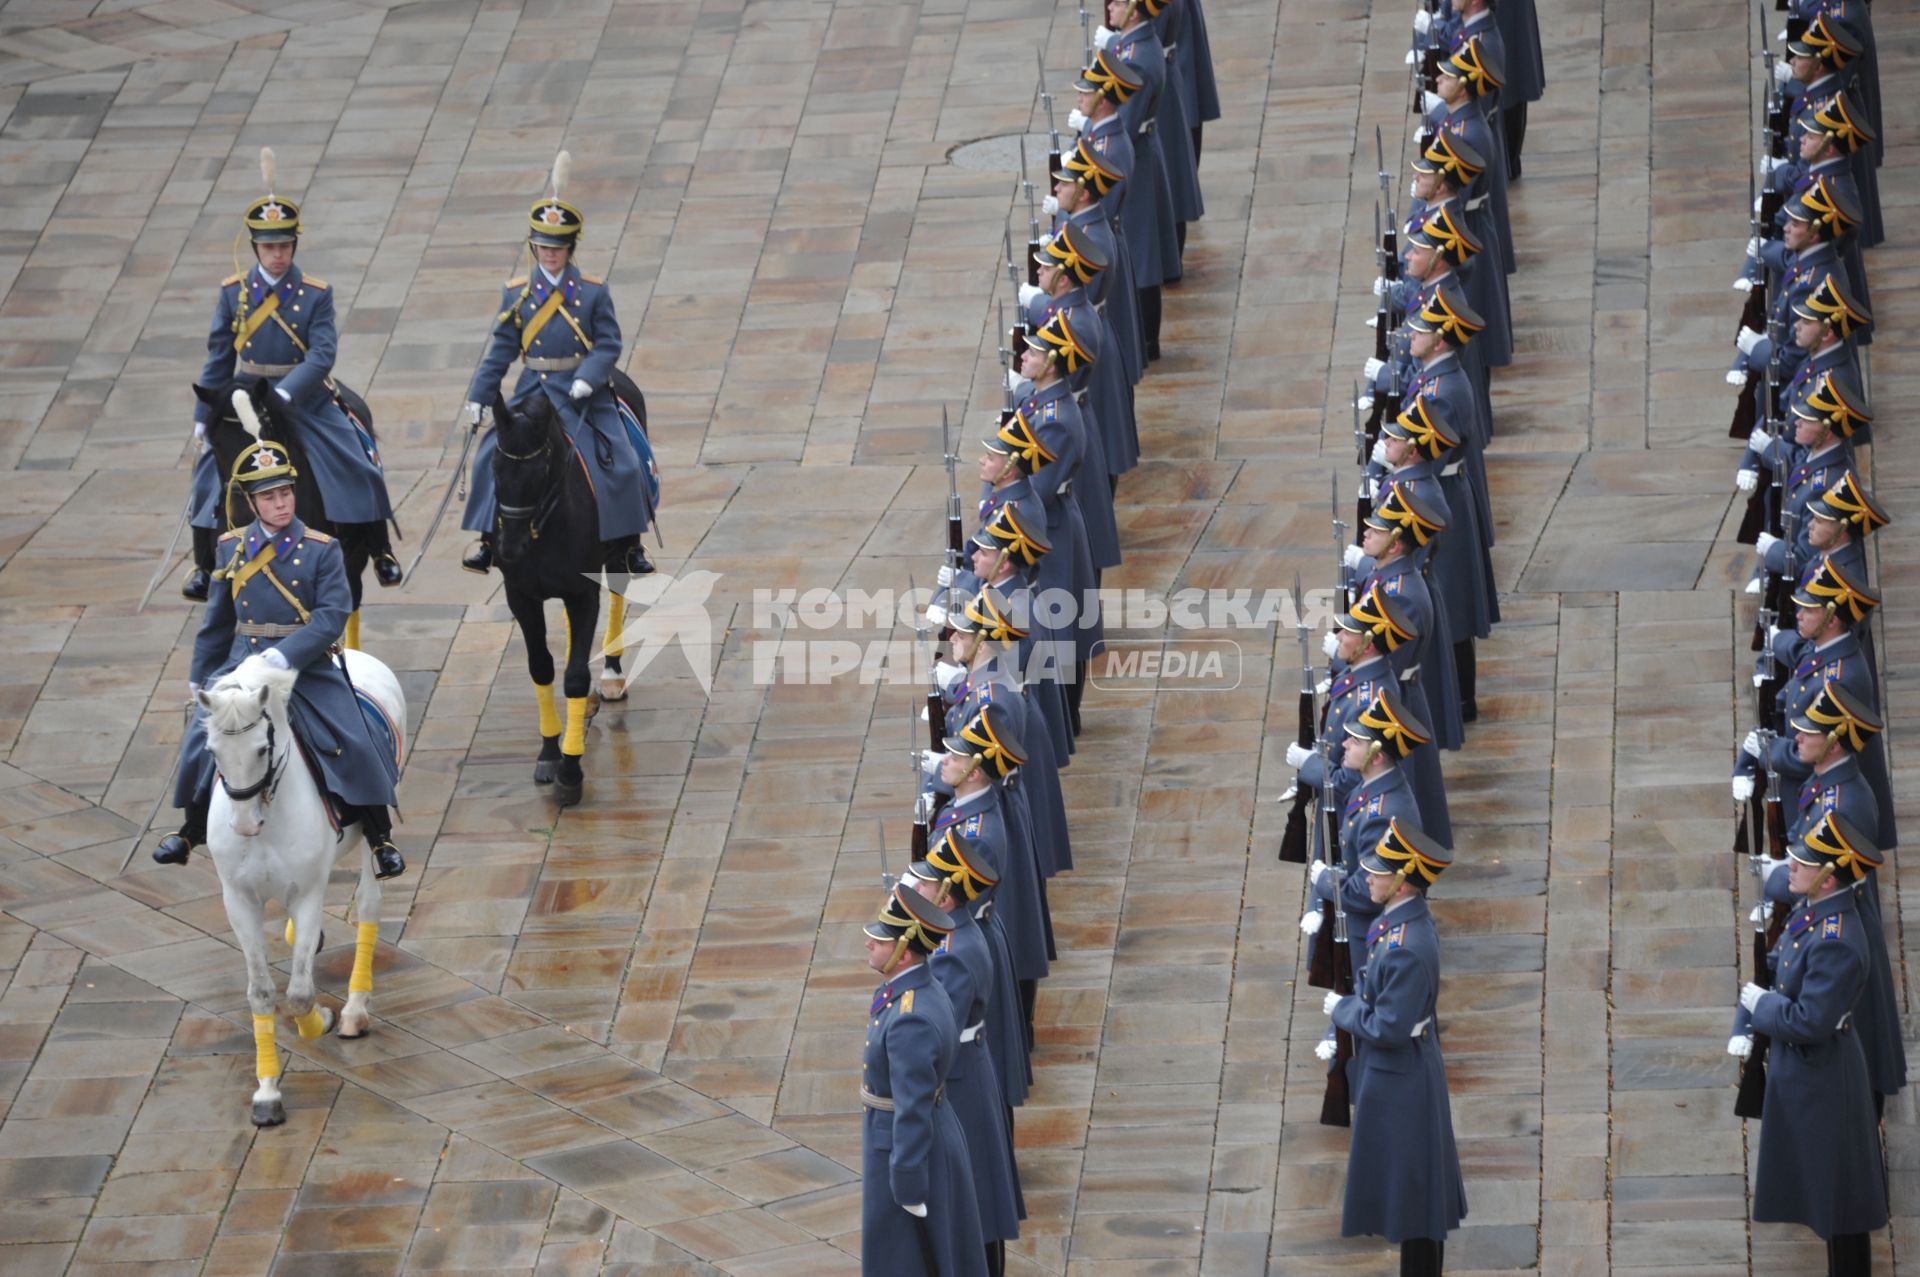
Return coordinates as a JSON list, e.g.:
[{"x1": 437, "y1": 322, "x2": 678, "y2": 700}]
[
  {"x1": 854, "y1": 0, "x2": 1228, "y2": 1272},
  {"x1": 1716, "y1": 3, "x2": 1893, "y2": 1275},
  {"x1": 851, "y1": 0, "x2": 1558, "y2": 1271},
  {"x1": 1271, "y1": 0, "x2": 1550, "y2": 1271}
]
